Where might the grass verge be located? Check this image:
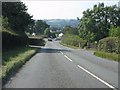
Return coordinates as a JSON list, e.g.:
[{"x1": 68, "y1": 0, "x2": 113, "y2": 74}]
[
  {"x1": 94, "y1": 51, "x2": 119, "y2": 62},
  {"x1": 60, "y1": 42, "x2": 79, "y2": 49},
  {"x1": 1, "y1": 47, "x2": 38, "y2": 85}
]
